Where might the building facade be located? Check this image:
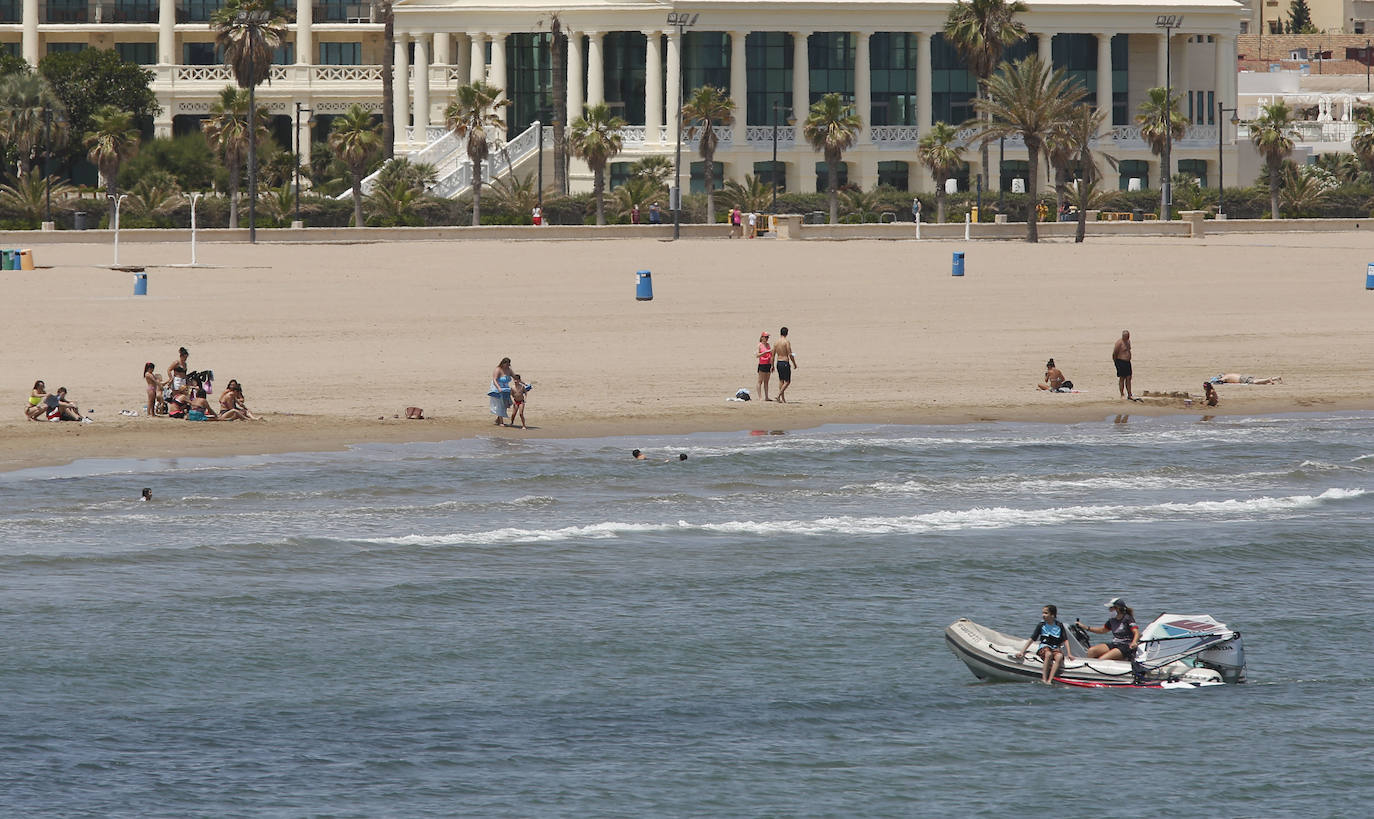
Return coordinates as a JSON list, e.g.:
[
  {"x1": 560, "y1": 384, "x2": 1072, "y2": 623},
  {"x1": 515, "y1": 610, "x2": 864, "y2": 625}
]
[{"x1": 2, "y1": 0, "x2": 1249, "y2": 195}]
